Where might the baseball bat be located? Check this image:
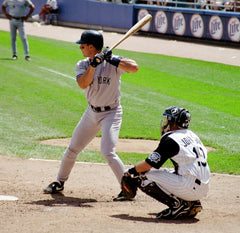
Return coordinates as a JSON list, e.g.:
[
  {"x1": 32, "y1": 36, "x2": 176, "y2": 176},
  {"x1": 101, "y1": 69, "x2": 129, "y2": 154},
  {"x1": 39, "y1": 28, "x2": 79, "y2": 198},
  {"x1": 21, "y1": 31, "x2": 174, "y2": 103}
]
[
  {"x1": 109, "y1": 14, "x2": 152, "y2": 50},
  {"x1": 94, "y1": 14, "x2": 152, "y2": 63}
]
